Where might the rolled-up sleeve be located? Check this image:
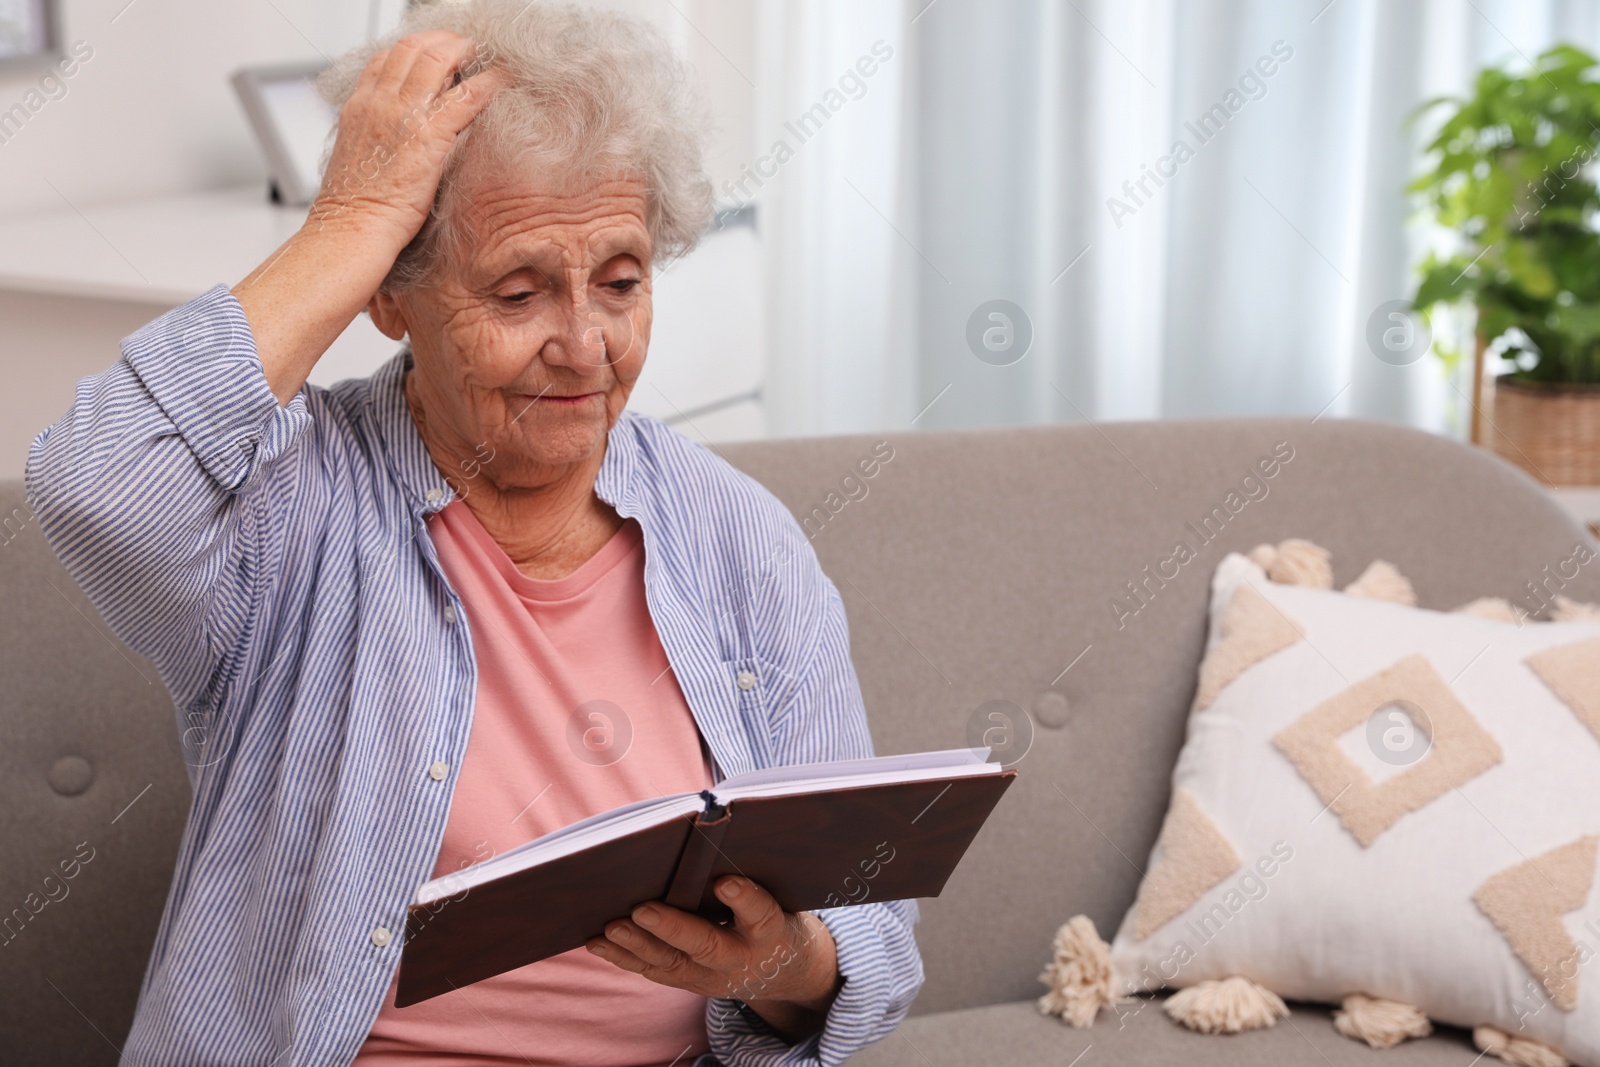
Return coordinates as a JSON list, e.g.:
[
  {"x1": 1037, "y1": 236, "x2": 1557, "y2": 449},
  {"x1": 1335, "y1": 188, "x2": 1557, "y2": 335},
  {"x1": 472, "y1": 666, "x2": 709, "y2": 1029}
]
[
  {"x1": 24, "y1": 283, "x2": 313, "y2": 737},
  {"x1": 703, "y1": 577, "x2": 925, "y2": 1067}
]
